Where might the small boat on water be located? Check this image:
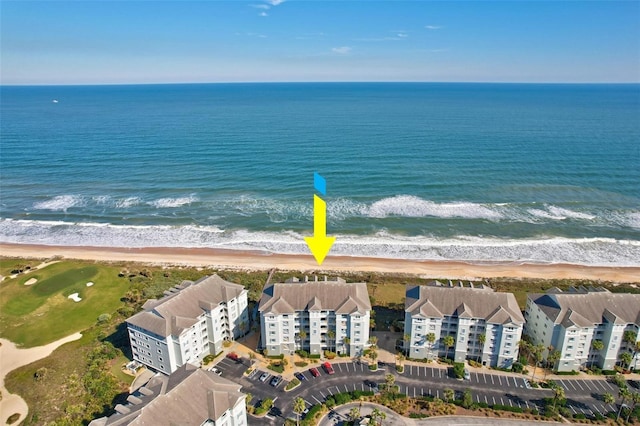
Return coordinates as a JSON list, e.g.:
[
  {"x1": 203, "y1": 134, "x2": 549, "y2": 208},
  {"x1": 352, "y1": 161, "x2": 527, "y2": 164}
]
[{"x1": 52, "y1": 99, "x2": 59, "y2": 103}]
